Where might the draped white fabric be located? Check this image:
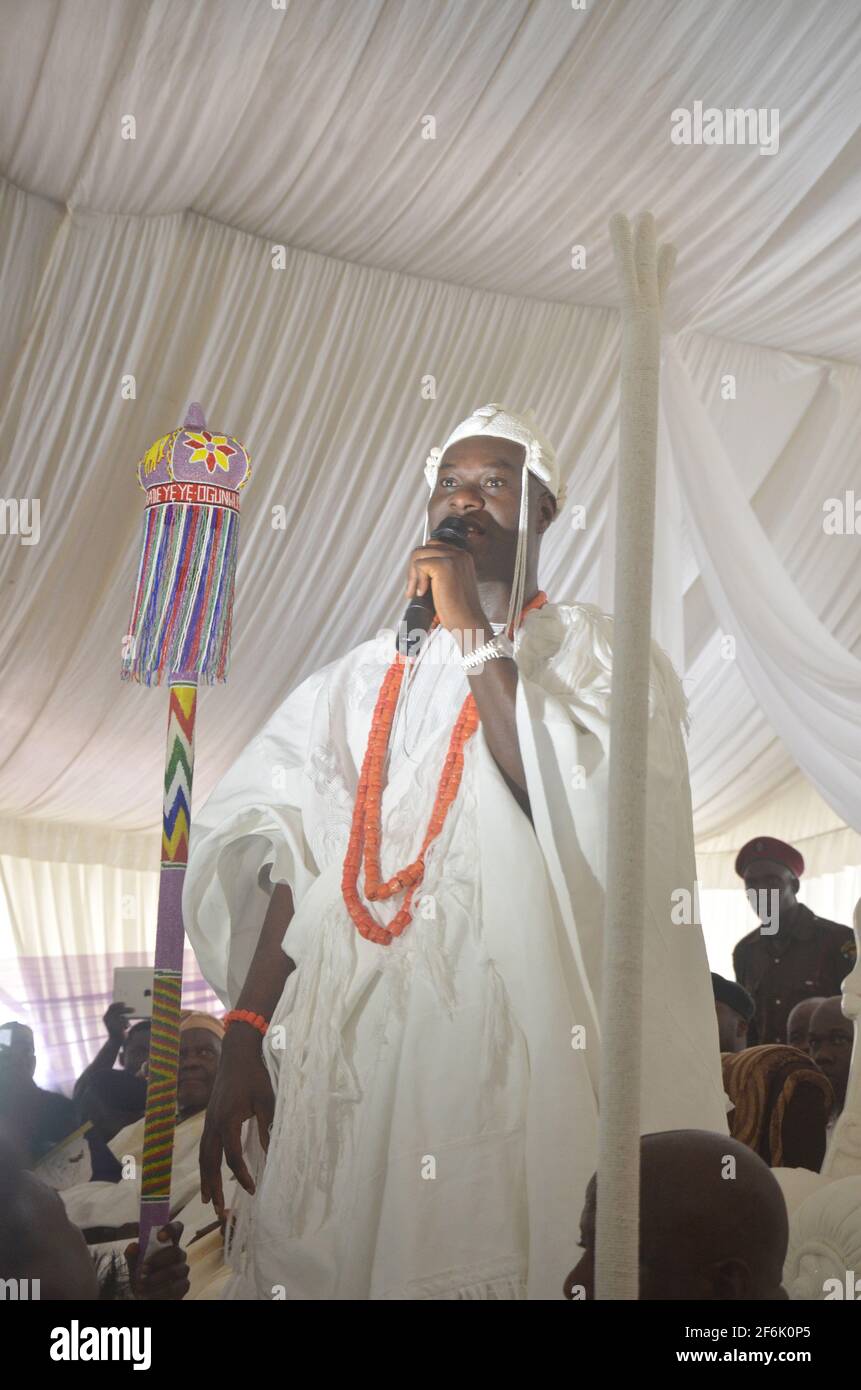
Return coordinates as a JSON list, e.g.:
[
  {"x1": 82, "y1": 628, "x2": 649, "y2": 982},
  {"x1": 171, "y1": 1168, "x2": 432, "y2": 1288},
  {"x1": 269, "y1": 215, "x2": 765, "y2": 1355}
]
[
  {"x1": 1, "y1": 0, "x2": 860, "y2": 960},
  {"x1": 663, "y1": 338, "x2": 861, "y2": 833},
  {"x1": 2, "y1": 0, "x2": 860, "y2": 360}
]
